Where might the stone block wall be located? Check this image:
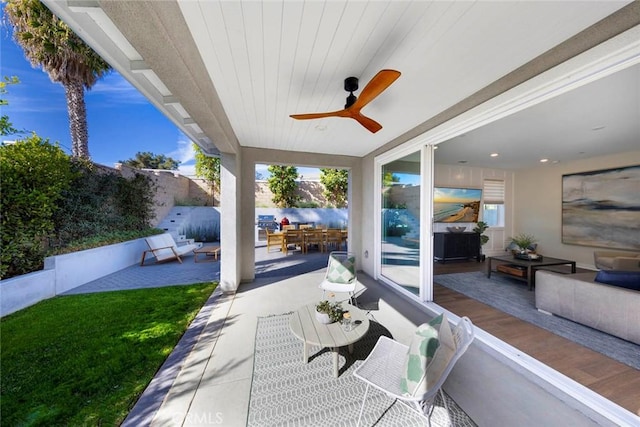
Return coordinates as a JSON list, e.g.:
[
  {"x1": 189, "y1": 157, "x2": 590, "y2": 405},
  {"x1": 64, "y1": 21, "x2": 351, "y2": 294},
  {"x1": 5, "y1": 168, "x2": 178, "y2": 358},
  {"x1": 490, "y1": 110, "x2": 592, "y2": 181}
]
[{"x1": 255, "y1": 180, "x2": 333, "y2": 208}]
